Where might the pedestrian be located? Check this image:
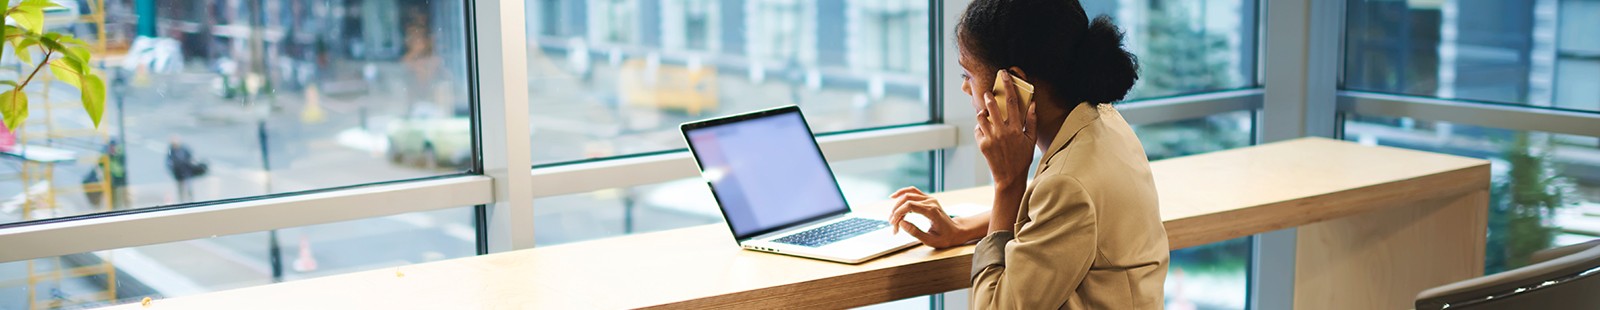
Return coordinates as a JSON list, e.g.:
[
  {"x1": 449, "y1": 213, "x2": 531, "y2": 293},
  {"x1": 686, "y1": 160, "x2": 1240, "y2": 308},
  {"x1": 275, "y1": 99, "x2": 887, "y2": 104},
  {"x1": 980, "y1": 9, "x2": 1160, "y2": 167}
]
[
  {"x1": 106, "y1": 139, "x2": 128, "y2": 209},
  {"x1": 166, "y1": 136, "x2": 206, "y2": 203}
]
